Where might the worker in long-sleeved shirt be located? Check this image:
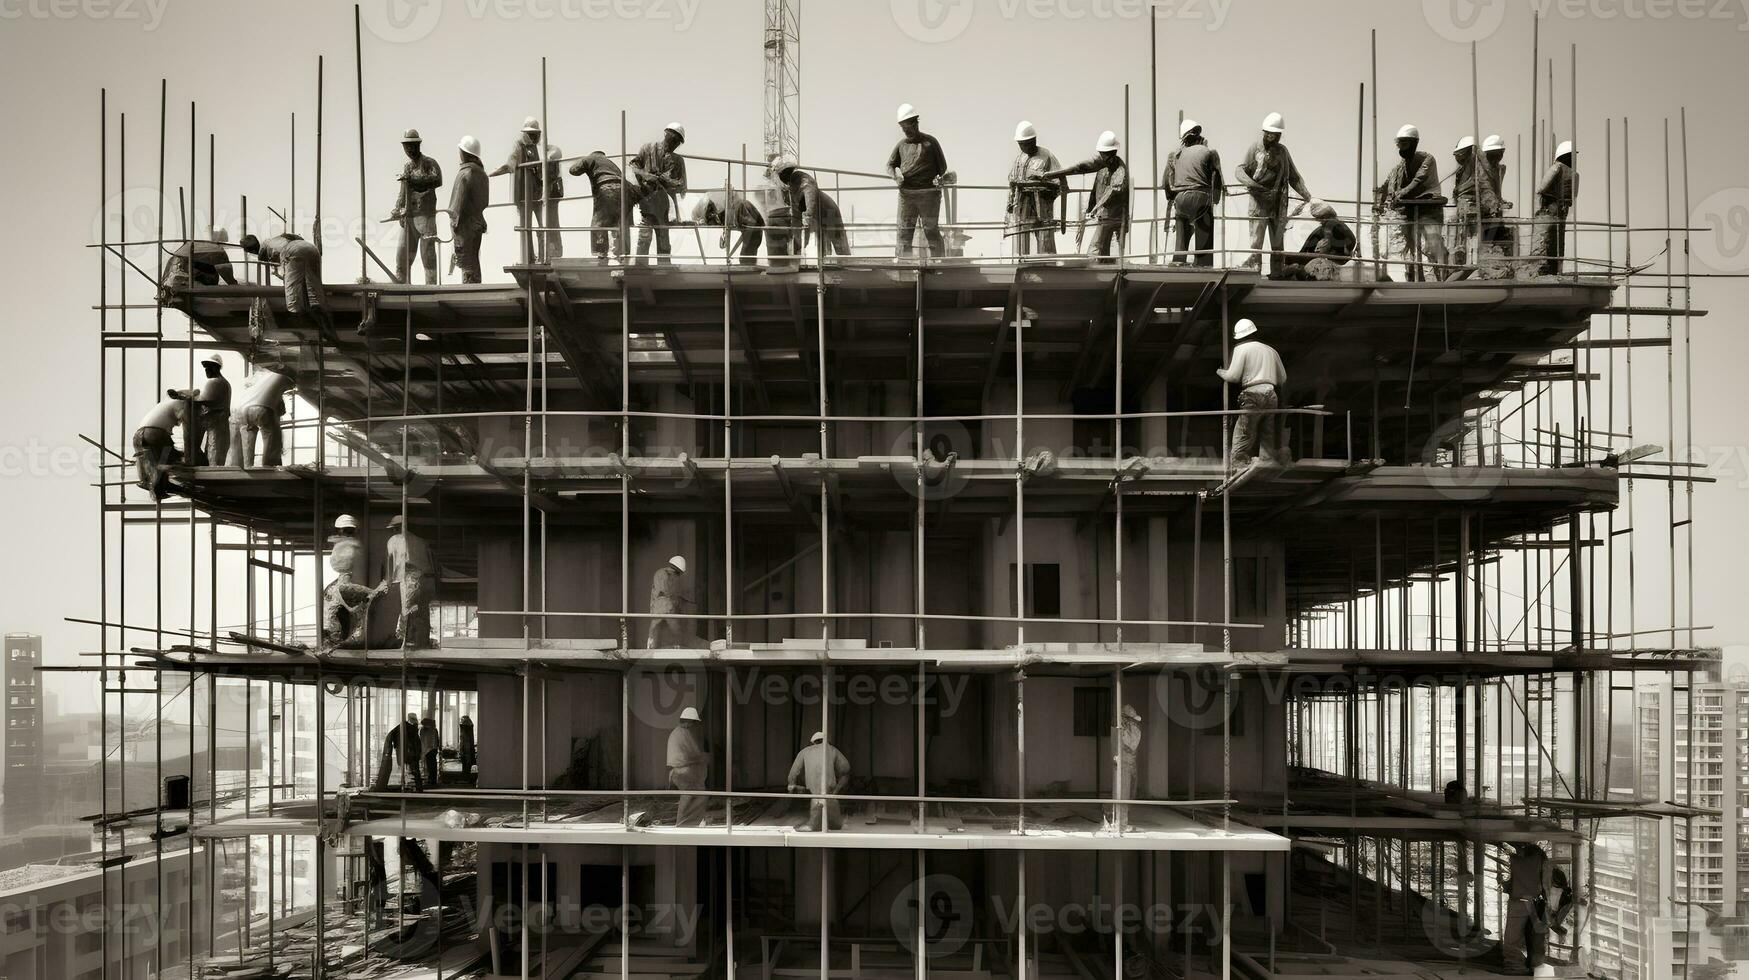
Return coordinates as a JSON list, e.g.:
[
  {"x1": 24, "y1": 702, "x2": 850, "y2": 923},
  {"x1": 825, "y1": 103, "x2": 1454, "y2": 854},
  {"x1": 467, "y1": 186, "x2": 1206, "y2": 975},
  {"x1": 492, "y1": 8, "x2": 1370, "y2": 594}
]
[
  {"x1": 1042, "y1": 131, "x2": 1129, "y2": 258},
  {"x1": 1502, "y1": 843, "x2": 1555, "y2": 972},
  {"x1": 1006, "y1": 121, "x2": 1065, "y2": 256},
  {"x1": 632, "y1": 124, "x2": 688, "y2": 265},
  {"x1": 693, "y1": 192, "x2": 765, "y2": 265},
  {"x1": 384, "y1": 514, "x2": 434, "y2": 648},
  {"x1": 169, "y1": 355, "x2": 231, "y2": 466},
  {"x1": 1165, "y1": 120, "x2": 1223, "y2": 266},
  {"x1": 1236, "y1": 113, "x2": 1312, "y2": 275},
  {"x1": 774, "y1": 158, "x2": 850, "y2": 259},
  {"x1": 228, "y1": 368, "x2": 296, "y2": 468},
  {"x1": 489, "y1": 117, "x2": 558, "y2": 263},
  {"x1": 449, "y1": 136, "x2": 489, "y2": 283},
  {"x1": 1280, "y1": 201, "x2": 1356, "y2": 281},
  {"x1": 159, "y1": 232, "x2": 237, "y2": 301},
  {"x1": 887, "y1": 104, "x2": 949, "y2": 258},
  {"x1": 1531, "y1": 142, "x2": 1579, "y2": 276},
  {"x1": 1481, "y1": 135, "x2": 1514, "y2": 255},
  {"x1": 1449, "y1": 137, "x2": 1502, "y2": 269},
  {"x1": 374, "y1": 713, "x2": 425, "y2": 792},
  {"x1": 787, "y1": 731, "x2": 851, "y2": 832},
  {"x1": 1382, "y1": 125, "x2": 1448, "y2": 281},
  {"x1": 666, "y1": 707, "x2": 712, "y2": 826},
  {"x1": 570, "y1": 151, "x2": 645, "y2": 261},
  {"x1": 240, "y1": 232, "x2": 325, "y2": 314},
  {"x1": 647, "y1": 555, "x2": 700, "y2": 649},
  {"x1": 388, "y1": 129, "x2": 444, "y2": 284},
  {"x1": 1216, "y1": 318, "x2": 1287, "y2": 468}
]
